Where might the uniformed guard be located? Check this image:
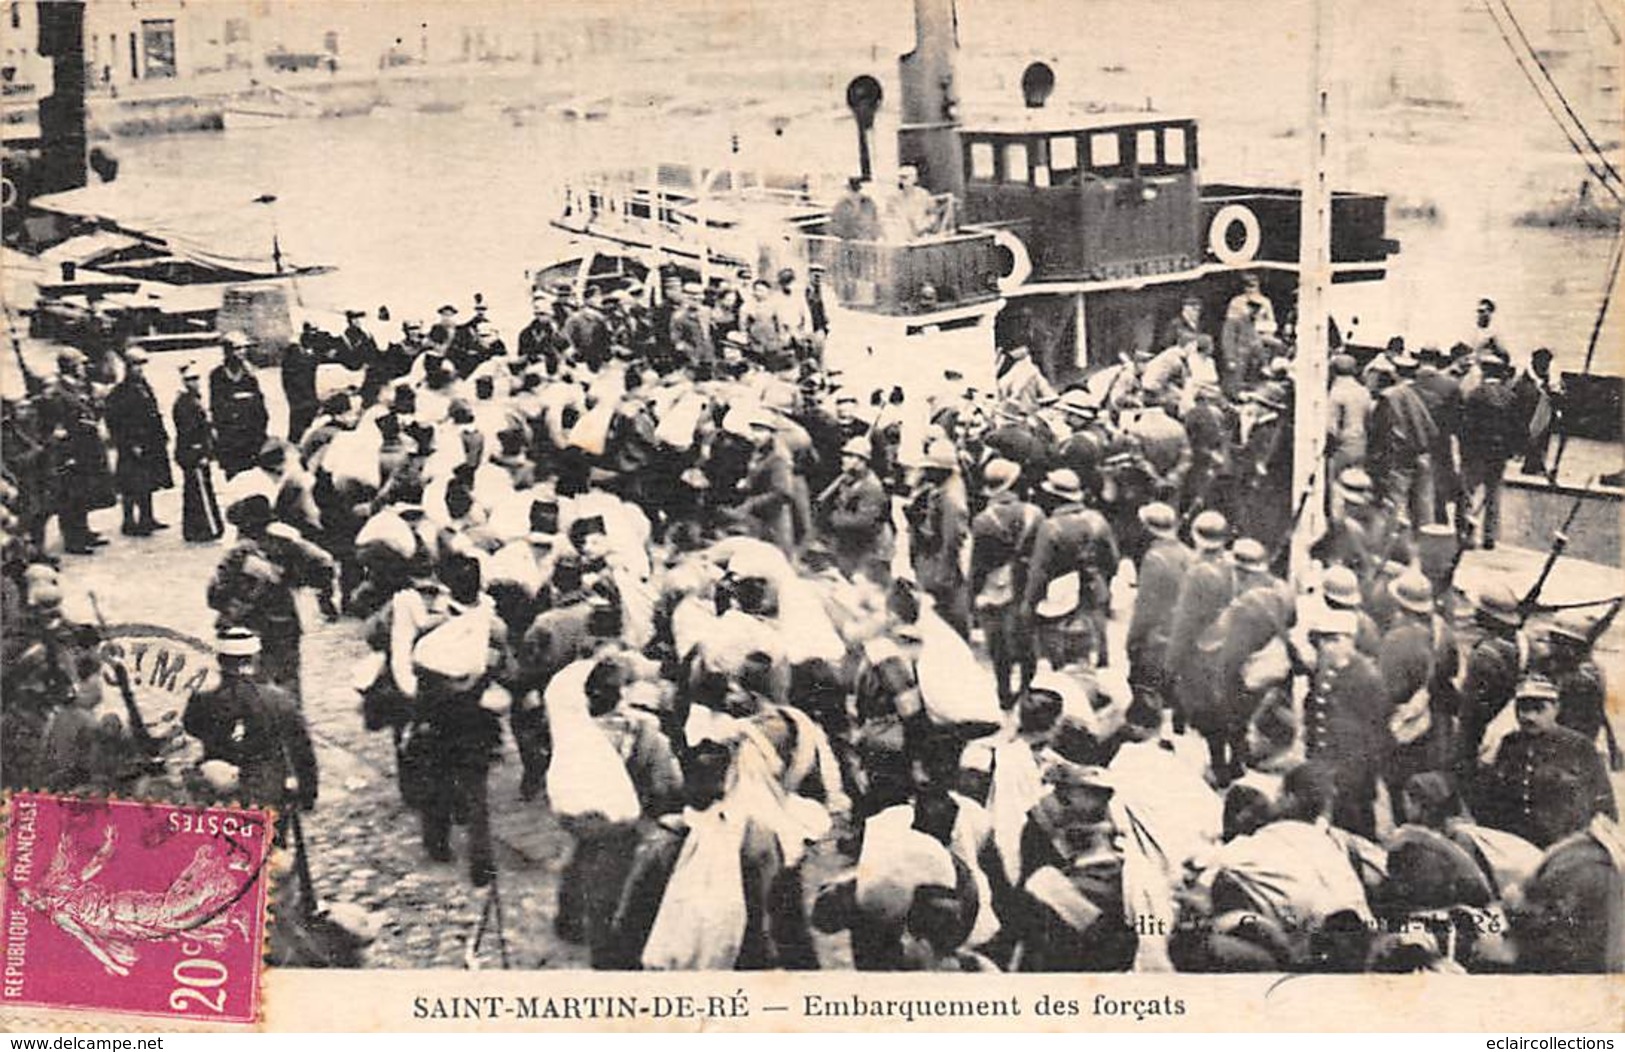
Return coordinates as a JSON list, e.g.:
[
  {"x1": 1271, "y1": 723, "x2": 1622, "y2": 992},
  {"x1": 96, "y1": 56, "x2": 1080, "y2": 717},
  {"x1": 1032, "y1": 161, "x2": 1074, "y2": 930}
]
[
  {"x1": 172, "y1": 362, "x2": 223, "y2": 542},
  {"x1": 104, "y1": 348, "x2": 172, "y2": 537},
  {"x1": 1480, "y1": 676, "x2": 1616, "y2": 848},
  {"x1": 209, "y1": 332, "x2": 270, "y2": 480},
  {"x1": 39, "y1": 348, "x2": 115, "y2": 554},
  {"x1": 1541, "y1": 610, "x2": 1617, "y2": 766},
  {"x1": 183, "y1": 627, "x2": 318, "y2": 811}
]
